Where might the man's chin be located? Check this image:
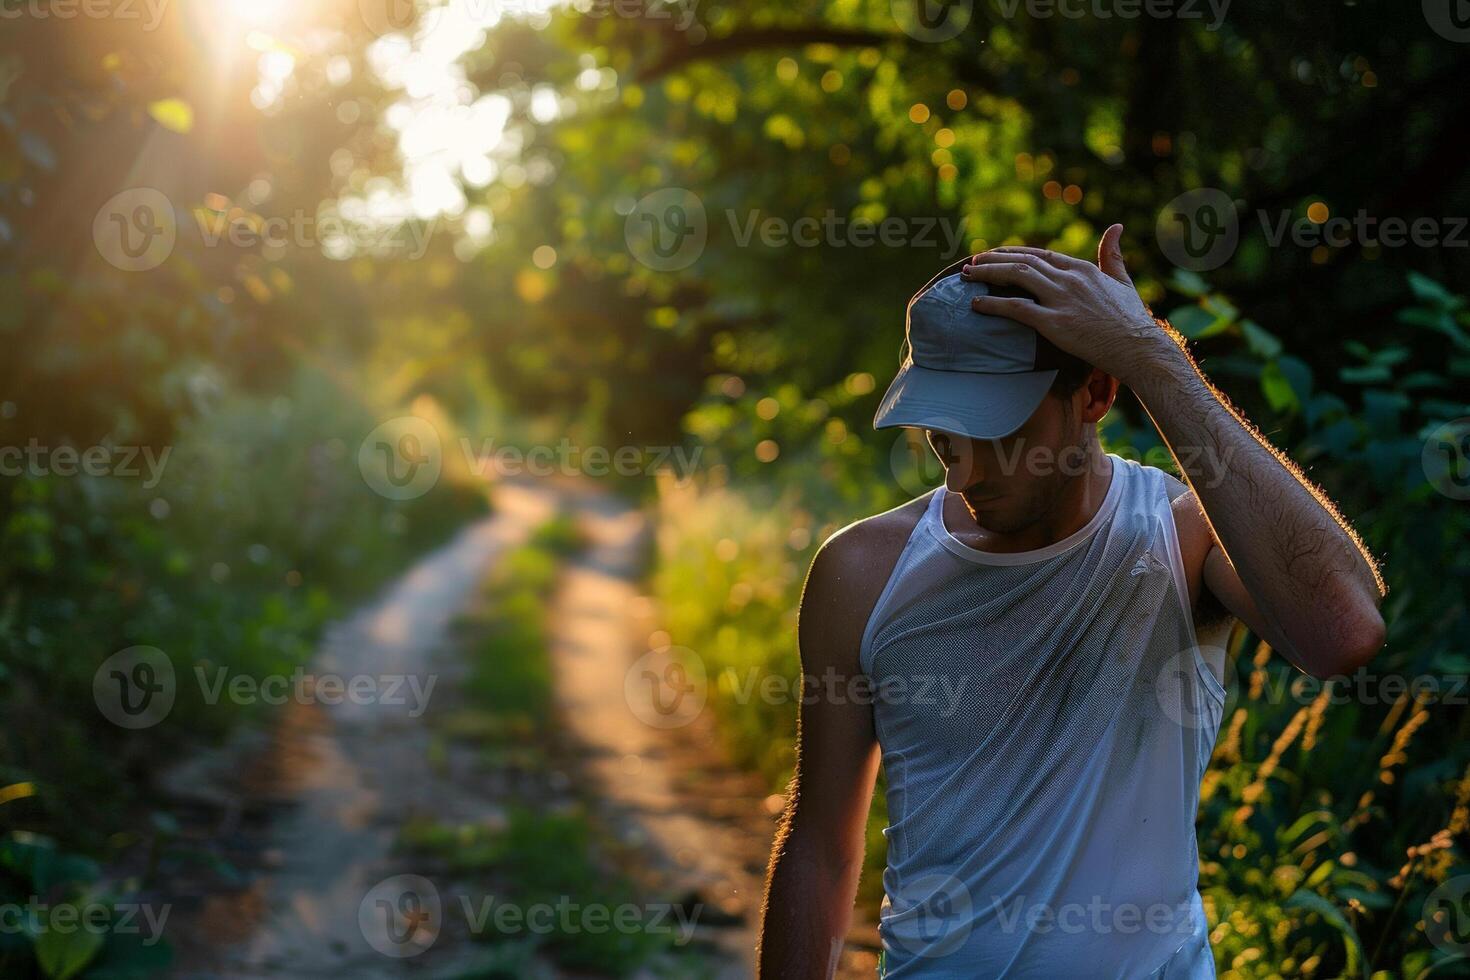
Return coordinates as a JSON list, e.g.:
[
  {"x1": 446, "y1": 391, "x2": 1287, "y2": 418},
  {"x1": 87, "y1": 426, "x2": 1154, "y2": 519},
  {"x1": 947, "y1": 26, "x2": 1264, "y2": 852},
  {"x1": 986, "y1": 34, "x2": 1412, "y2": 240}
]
[{"x1": 959, "y1": 496, "x2": 1032, "y2": 534}]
